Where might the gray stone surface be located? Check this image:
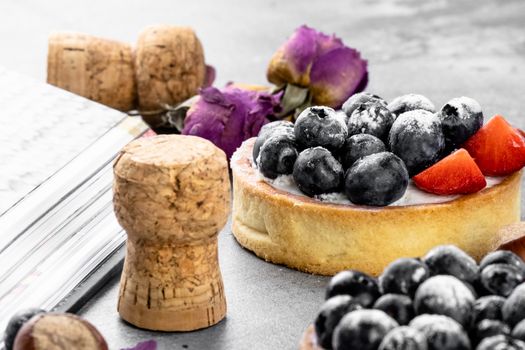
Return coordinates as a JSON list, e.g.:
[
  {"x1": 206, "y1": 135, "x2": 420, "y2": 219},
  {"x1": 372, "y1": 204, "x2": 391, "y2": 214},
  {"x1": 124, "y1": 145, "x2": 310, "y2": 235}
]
[
  {"x1": 1, "y1": 0, "x2": 525, "y2": 349},
  {"x1": 79, "y1": 218, "x2": 329, "y2": 350}
]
